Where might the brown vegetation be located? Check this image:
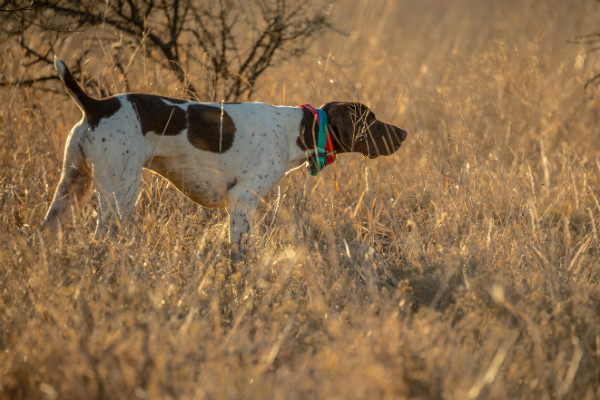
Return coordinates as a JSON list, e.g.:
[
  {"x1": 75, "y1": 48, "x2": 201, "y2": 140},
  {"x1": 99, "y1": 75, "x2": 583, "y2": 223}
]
[{"x1": 2, "y1": 1, "x2": 600, "y2": 399}]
